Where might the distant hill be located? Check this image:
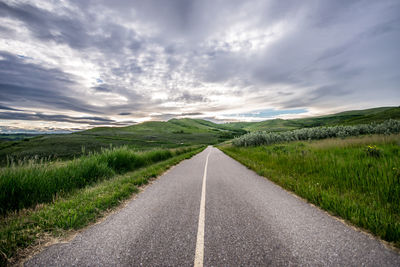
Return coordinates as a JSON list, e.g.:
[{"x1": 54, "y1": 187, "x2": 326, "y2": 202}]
[
  {"x1": 0, "y1": 133, "x2": 40, "y2": 141},
  {"x1": 225, "y1": 106, "x2": 400, "y2": 132},
  {"x1": 0, "y1": 118, "x2": 246, "y2": 164},
  {"x1": 0, "y1": 106, "x2": 399, "y2": 164}
]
